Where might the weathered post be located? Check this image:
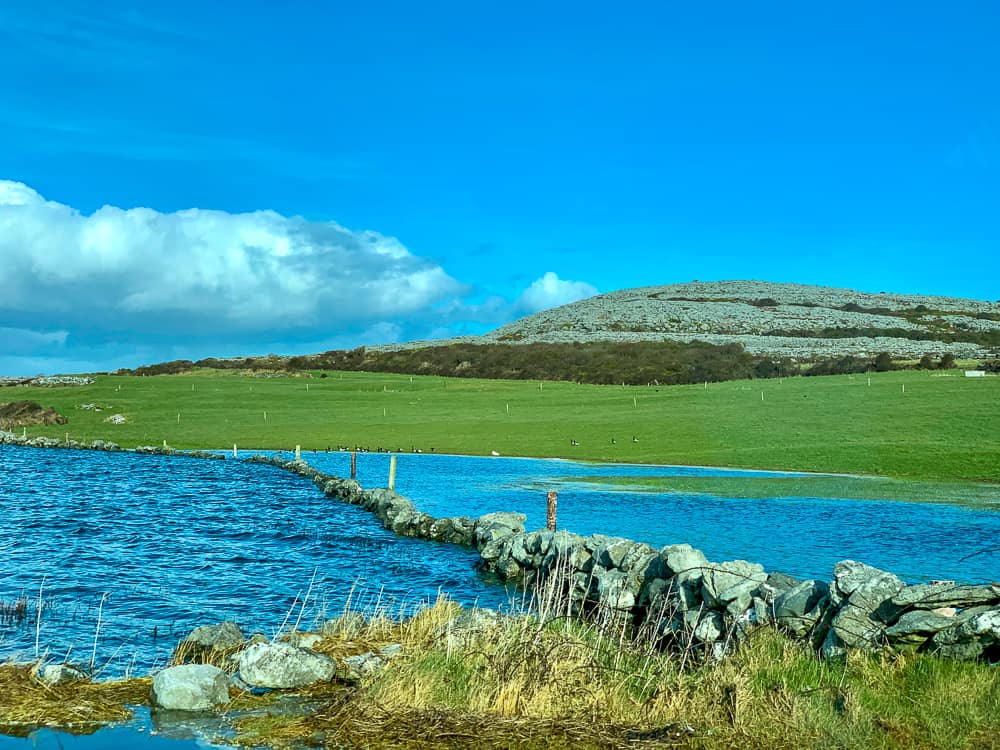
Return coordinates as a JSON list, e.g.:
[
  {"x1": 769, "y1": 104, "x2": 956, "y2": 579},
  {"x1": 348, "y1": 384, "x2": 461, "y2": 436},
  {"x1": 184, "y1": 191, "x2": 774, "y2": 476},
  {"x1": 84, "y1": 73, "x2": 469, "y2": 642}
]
[
  {"x1": 233, "y1": 444, "x2": 238, "y2": 458},
  {"x1": 388, "y1": 455, "x2": 397, "y2": 490},
  {"x1": 350, "y1": 451, "x2": 357, "y2": 479},
  {"x1": 546, "y1": 490, "x2": 558, "y2": 531},
  {"x1": 295, "y1": 444, "x2": 301, "y2": 461}
]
